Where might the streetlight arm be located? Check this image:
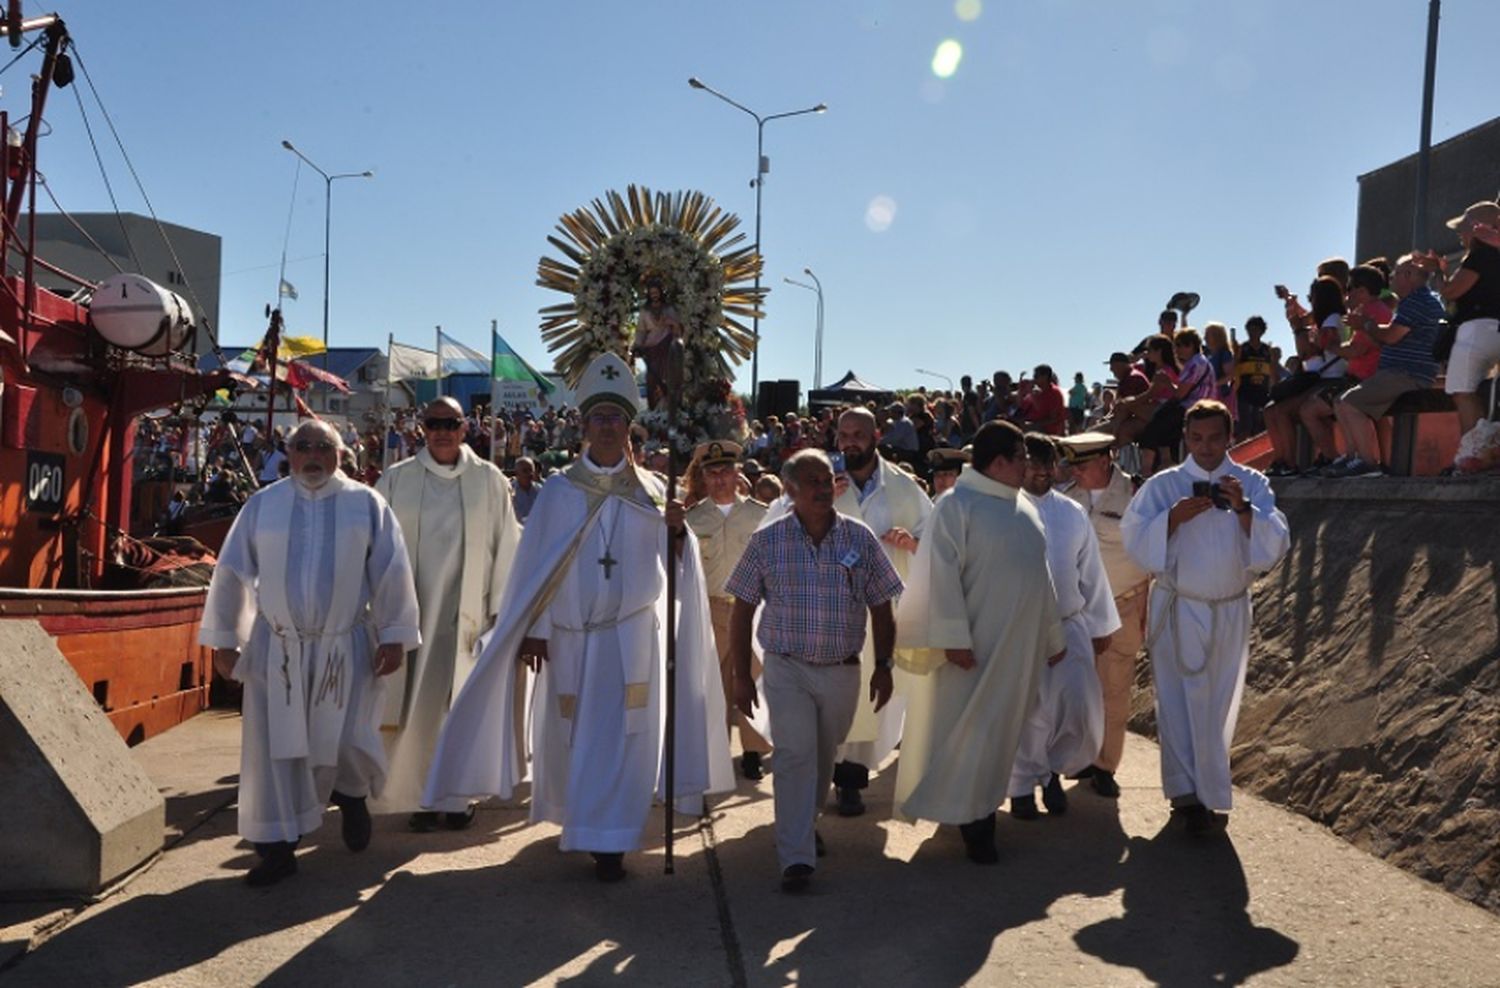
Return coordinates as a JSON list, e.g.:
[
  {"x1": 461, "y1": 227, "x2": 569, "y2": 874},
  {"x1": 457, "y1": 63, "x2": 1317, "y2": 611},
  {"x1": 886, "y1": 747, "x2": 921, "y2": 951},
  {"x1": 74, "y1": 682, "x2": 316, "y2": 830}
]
[
  {"x1": 915, "y1": 368, "x2": 955, "y2": 391},
  {"x1": 689, "y1": 78, "x2": 761, "y2": 122},
  {"x1": 784, "y1": 277, "x2": 816, "y2": 292},
  {"x1": 282, "y1": 140, "x2": 330, "y2": 181},
  {"x1": 763, "y1": 104, "x2": 827, "y2": 124}
]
